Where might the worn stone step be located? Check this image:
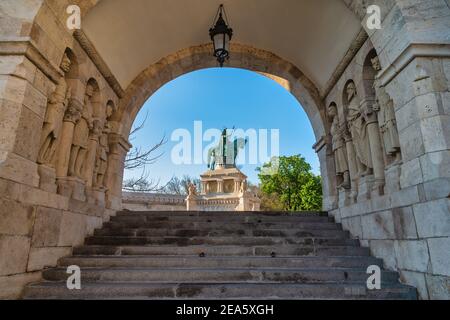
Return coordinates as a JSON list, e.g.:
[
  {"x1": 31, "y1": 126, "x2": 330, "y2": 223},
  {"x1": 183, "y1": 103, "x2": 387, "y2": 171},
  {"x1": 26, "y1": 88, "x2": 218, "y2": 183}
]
[
  {"x1": 111, "y1": 215, "x2": 333, "y2": 224},
  {"x1": 117, "y1": 210, "x2": 329, "y2": 216},
  {"x1": 85, "y1": 236, "x2": 360, "y2": 247},
  {"x1": 24, "y1": 282, "x2": 417, "y2": 300},
  {"x1": 41, "y1": 267, "x2": 400, "y2": 283},
  {"x1": 58, "y1": 256, "x2": 382, "y2": 269},
  {"x1": 103, "y1": 221, "x2": 342, "y2": 230},
  {"x1": 94, "y1": 227, "x2": 349, "y2": 238},
  {"x1": 73, "y1": 245, "x2": 369, "y2": 257},
  {"x1": 118, "y1": 211, "x2": 328, "y2": 217}
]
